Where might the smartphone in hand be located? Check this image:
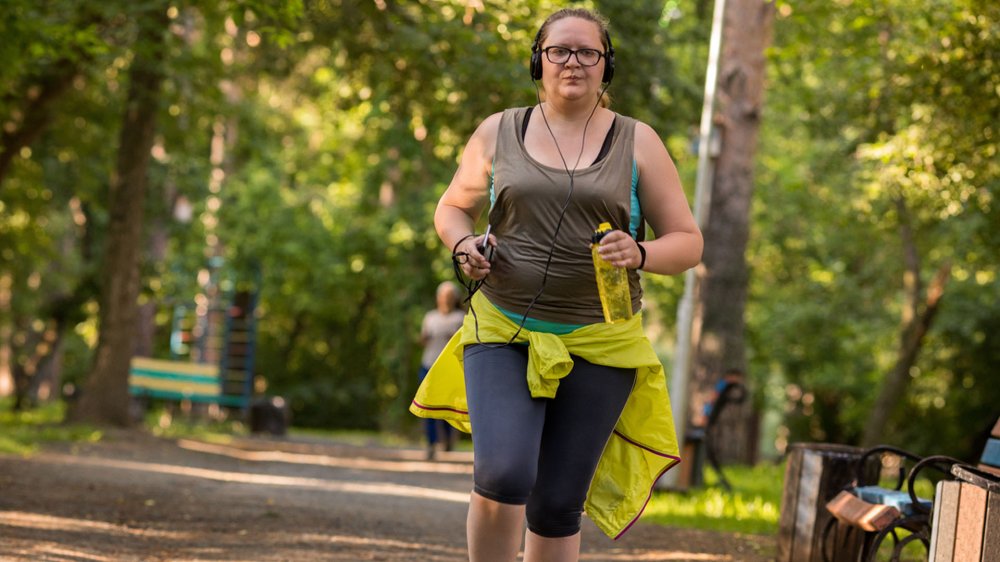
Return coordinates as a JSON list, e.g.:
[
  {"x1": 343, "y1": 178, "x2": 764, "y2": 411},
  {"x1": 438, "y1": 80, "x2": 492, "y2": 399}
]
[{"x1": 480, "y1": 225, "x2": 495, "y2": 262}]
